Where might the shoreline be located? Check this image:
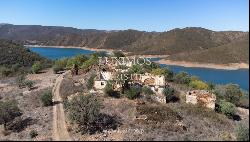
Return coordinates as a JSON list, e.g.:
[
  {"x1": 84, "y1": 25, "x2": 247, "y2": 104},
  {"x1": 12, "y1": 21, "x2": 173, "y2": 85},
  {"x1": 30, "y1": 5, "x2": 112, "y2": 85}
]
[
  {"x1": 26, "y1": 45, "x2": 249, "y2": 70},
  {"x1": 157, "y1": 59, "x2": 249, "y2": 70}
]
